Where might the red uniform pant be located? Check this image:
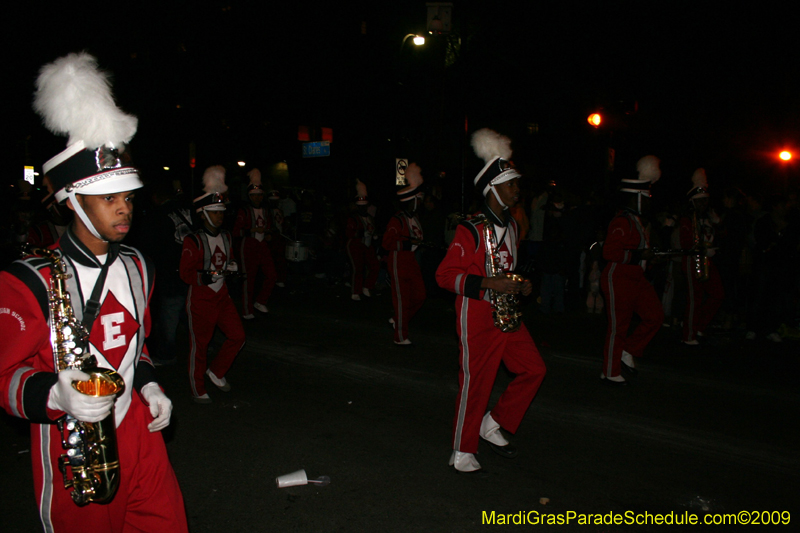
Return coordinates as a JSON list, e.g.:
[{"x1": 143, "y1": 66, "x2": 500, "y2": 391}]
[
  {"x1": 683, "y1": 259, "x2": 724, "y2": 342},
  {"x1": 32, "y1": 395, "x2": 187, "y2": 532},
  {"x1": 387, "y1": 252, "x2": 426, "y2": 342},
  {"x1": 452, "y1": 300, "x2": 546, "y2": 454},
  {"x1": 346, "y1": 240, "x2": 379, "y2": 296},
  {"x1": 601, "y1": 263, "x2": 663, "y2": 377},
  {"x1": 187, "y1": 286, "x2": 246, "y2": 397},
  {"x1": 240, "y1": 238, "x2": 277, "y2": 315}
]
